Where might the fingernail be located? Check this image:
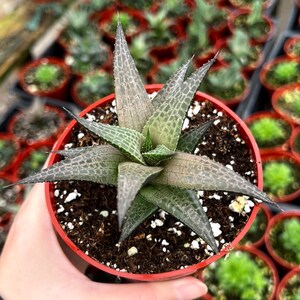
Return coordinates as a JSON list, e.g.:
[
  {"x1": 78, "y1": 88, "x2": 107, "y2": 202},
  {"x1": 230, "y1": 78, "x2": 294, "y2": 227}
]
[{"x1": 174, "y1": 278, "x2": 208, "y2": 300}]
